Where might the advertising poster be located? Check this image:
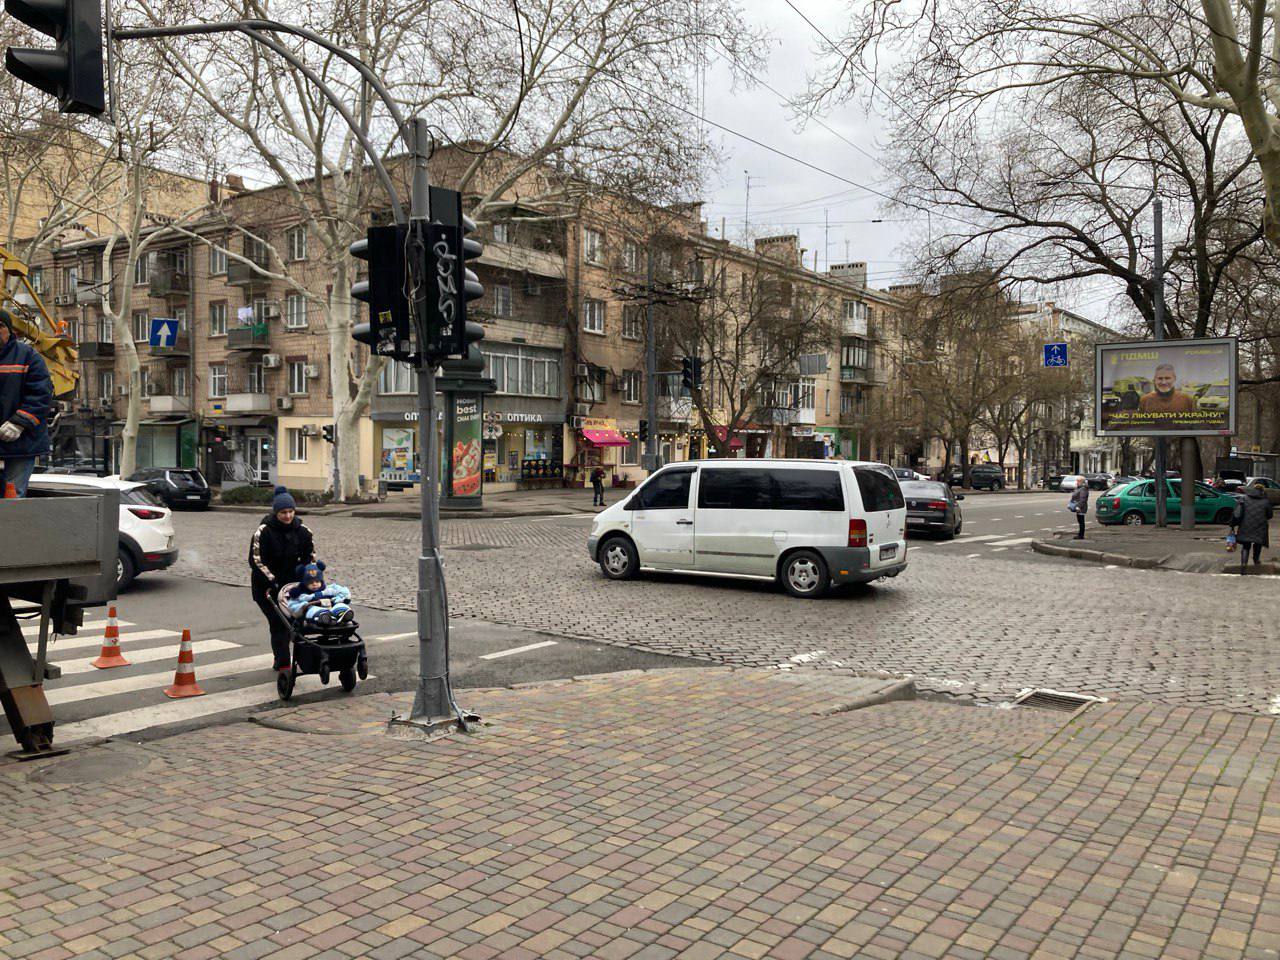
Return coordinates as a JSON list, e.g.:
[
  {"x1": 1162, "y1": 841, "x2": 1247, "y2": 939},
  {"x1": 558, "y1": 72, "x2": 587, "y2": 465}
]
[
  {"x1": 380, "y1": 427, "x2": 418, "y2": 482},
  {"x1": 450, "y1": 396, "x2": 483, "y2": 498},
  {"x1": 1095, "y1": 338, "x2": 1237, "y2": 437}
]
